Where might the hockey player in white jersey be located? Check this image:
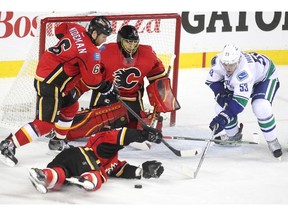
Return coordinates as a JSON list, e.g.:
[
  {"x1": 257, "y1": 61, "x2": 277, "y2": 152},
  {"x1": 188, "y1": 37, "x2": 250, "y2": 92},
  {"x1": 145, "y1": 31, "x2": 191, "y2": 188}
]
[{"x1": 206, "y1": 44, "x2": 282, "y2": 158}]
